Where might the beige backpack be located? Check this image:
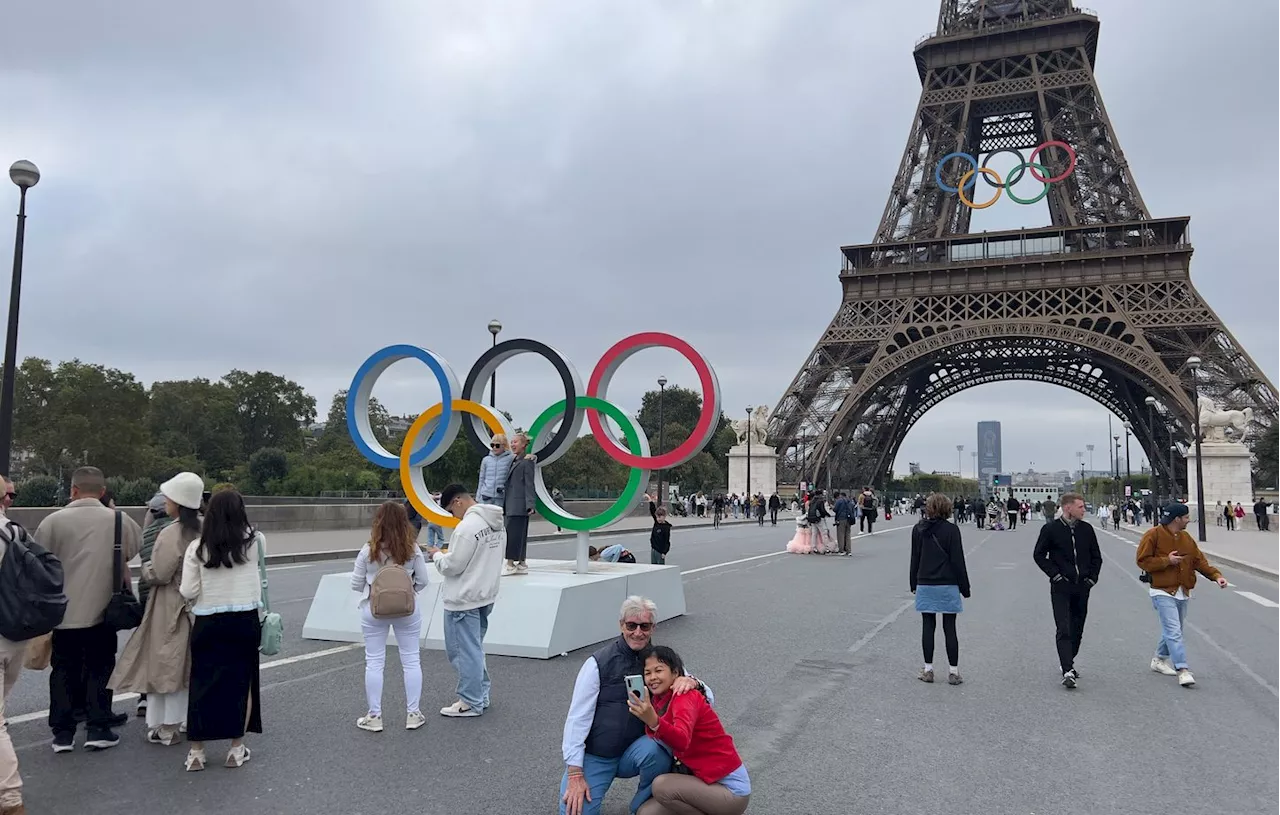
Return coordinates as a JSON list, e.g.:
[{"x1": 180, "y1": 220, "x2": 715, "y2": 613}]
[{"x1": 369, "y1": 559, "x2": 415, "y2": 618}]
